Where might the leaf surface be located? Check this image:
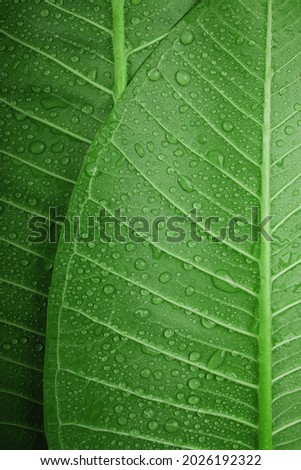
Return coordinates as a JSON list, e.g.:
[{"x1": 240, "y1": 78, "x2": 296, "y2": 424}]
[
  {"x1": 45, "y1": 0, "x2": 301, "y2": 450},
  {"x1": 0, "y1": 0, "x2": 198, "y2": 448}
]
